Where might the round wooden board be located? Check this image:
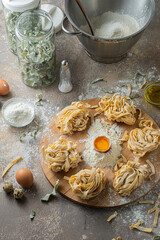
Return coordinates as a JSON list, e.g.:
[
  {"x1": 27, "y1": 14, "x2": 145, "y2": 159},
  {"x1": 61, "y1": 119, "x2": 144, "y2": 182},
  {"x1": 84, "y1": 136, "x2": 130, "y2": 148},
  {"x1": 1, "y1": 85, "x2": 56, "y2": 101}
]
[{"x1": 40, "y1": 98, "x2": 160, "y2": 207}]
